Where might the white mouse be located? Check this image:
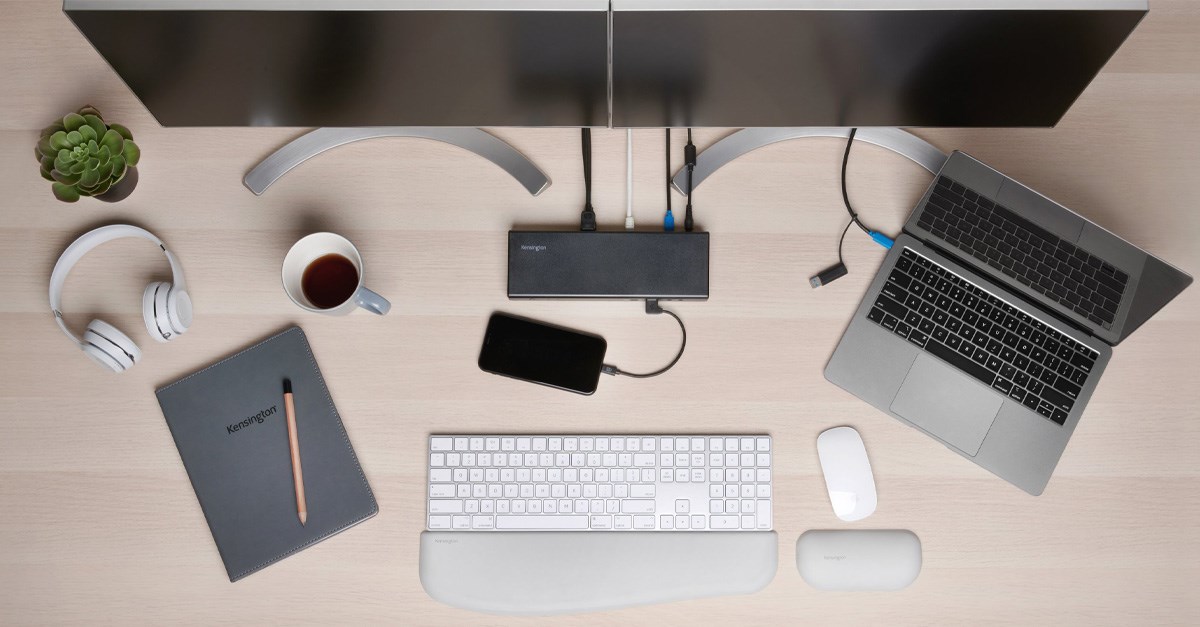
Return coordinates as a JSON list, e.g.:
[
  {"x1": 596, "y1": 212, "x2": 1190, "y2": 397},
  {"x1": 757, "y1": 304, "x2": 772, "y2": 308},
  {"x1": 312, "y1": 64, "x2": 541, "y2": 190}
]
[{"x1": 816, "y1": 426, "x2": 877, "y2": 521}]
